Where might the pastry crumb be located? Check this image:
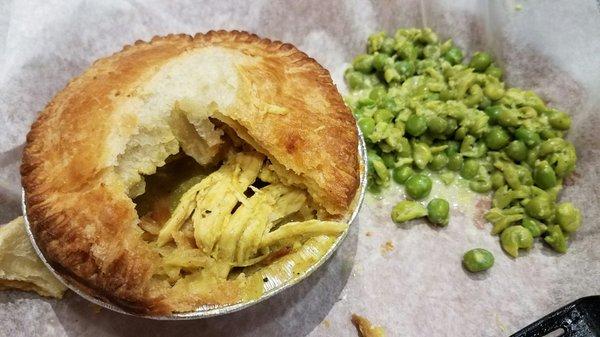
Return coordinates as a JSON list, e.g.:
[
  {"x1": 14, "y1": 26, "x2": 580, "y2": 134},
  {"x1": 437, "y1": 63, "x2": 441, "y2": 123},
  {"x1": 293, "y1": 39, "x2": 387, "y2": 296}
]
[
  {"x1": 380, "y1": 241, "x2": 394, "y2": 254},
  {"x1": 353, "y1": 264, "x2": 363, "y2": 276},
  {"x1": 322, "y1": 319, "x2": 331, "y2": 328},
  {"x1": 494, "y1": 313, "x2": 508, "y2": 333},
  {"x1": 351, "y1": 314, "x2": 386, "y2": 337}
]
